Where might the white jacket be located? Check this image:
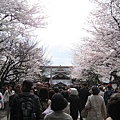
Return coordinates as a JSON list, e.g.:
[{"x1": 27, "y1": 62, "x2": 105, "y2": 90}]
[
  {"x1": 85, "y1": 95, "x2": 107, "y2": 120},
  {"x1": 3, "y1": 90, "x2": 15, "y2": 102}
]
